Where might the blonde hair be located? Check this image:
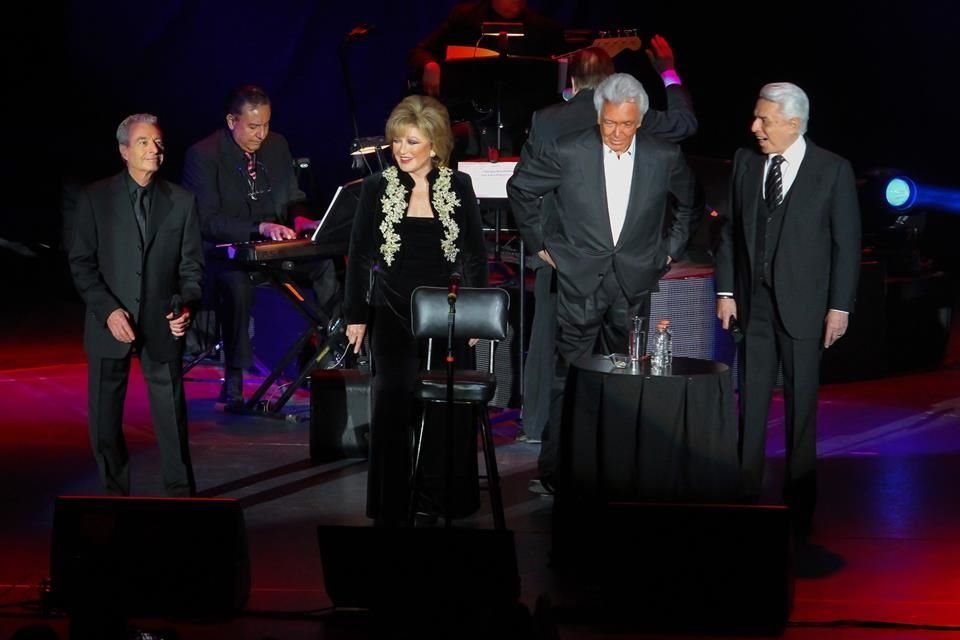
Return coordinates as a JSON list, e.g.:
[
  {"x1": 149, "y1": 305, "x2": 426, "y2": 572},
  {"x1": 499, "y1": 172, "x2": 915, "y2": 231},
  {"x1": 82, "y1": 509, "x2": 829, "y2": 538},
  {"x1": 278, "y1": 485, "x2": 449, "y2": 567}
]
[{"x1": 385, "y1": 95, "x2": 453, "y2": 166}]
